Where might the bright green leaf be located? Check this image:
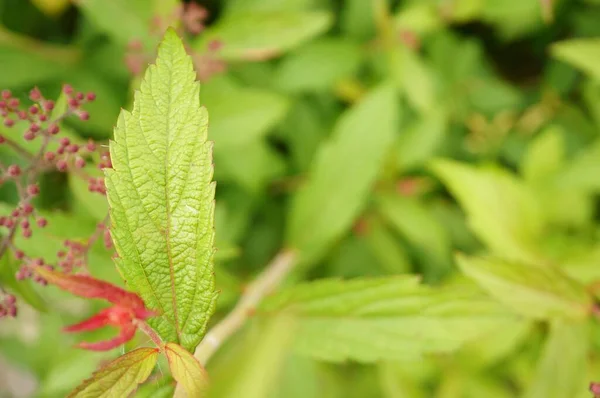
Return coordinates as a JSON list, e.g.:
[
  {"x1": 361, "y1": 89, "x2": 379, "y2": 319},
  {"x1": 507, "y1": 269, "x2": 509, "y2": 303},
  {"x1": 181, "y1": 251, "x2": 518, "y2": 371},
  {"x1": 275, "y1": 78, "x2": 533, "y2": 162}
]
[
  {"x1": 551, "y1": 38, "x2": 600, "y2": 81},
  {"x1": 194, "y1": 11, "x2": 332, "y2": 61},
  {"x1": 431, "y1": 159, "x2": 544, "y2": 263},
  {"x1": 287, "y1": 84, "x2": 399, "y2": 263},
  {"x1": 524, "y1": 321, "x2": 589, "y2": 398},
  {"x1": 105, "y1": 29, "x2": 218, "y2": 351},
  {"x1": 68, "y1": 348, "x2": 158, "y2": 398},
  {"x1": 456, "y1": 254, "x2": 592, "y2": 320},
  {"x1": 260, "y1": 277, "x2": 517, "y2": 362},
  {"x1": 165, "y1": 343, "x2": 209, "y2": 397}
]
